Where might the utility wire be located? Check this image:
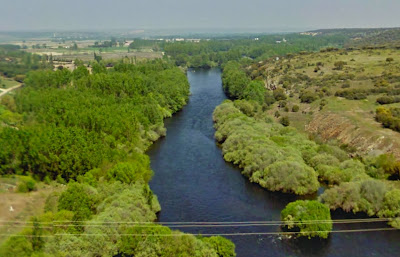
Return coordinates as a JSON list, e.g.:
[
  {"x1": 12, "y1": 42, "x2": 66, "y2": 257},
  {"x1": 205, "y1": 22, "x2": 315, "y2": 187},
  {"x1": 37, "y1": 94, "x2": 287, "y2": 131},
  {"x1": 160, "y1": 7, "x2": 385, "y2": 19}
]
[
  {"x1": 0, "y1": 227, "x2": 399, "y2": 238},
  {"x1": 0, "y1": 217, "x2": 394, "y2": 225},
  {"x1": 0, "y1": 219, "x2": 393, "y2": 229}
]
